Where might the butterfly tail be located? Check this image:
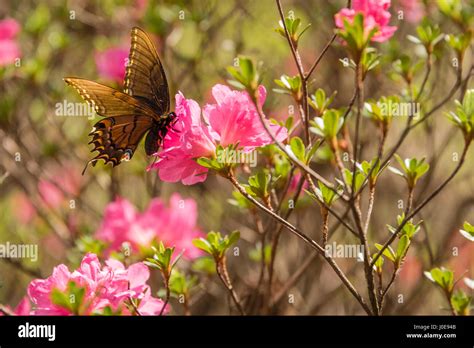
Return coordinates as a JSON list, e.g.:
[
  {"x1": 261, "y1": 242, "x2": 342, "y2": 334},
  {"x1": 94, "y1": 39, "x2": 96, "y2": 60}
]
[{"x1": 81, "y1": 159, "x2": 98, "y2": 176}]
